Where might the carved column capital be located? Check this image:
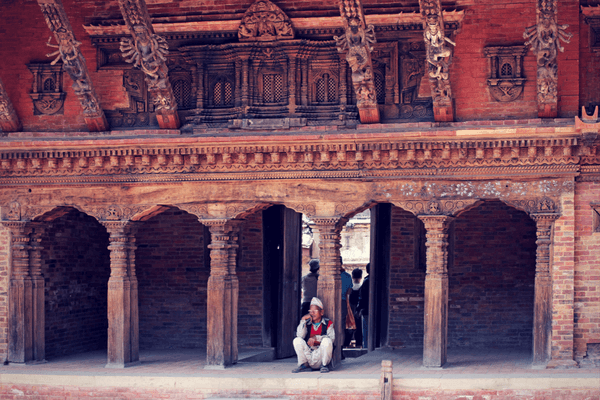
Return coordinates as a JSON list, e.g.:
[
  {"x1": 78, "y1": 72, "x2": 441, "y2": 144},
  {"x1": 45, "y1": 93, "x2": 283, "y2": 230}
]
[
  {"x1": 417, "y1": 215, "x2": 454, "y2": 276},
  {"x1": 531, "y1": 213, "x2": 560, "y2": 277},
  {"x1": 2, "y1": 221, "x2": 31, "y2": 279},
  {"x1": 37, "y1": 0, "x2": 109, "y2": 131},
  {"x1": 118, "y1": 0, "x2": 180, "y2": 129},
  {"x1": 0, "y1": 76, "x2": 22, "y2": 132}
]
